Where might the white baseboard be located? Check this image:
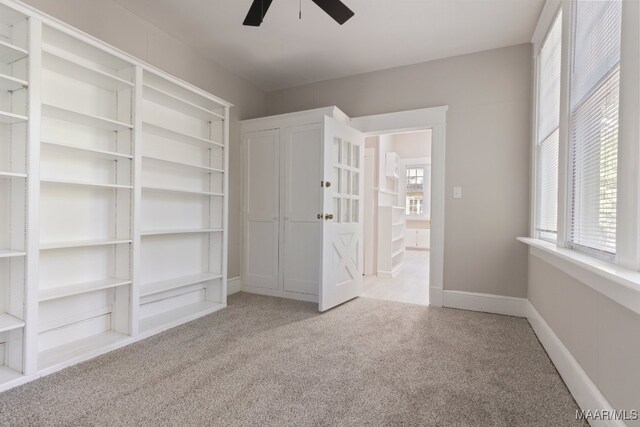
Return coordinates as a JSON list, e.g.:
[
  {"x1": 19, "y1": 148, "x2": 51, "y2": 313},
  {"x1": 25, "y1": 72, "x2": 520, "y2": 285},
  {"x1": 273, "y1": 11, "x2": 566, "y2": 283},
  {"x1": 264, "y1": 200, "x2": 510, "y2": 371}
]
[
  {"x1": 526, "y1": 302, "x2": 622, "y2": 427},
  {"x1": 442, "y1": 290, "x2": 528, "y2": 317},
  {"x1": 242, "y1": 286, "x2": 319, "y2": 303},
  {"x1": 227, "y1": 277, "x2": 242, "y2": 295},
  {"x1": 377, "y1": 264, "x2": 404, "y2": 279}
]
